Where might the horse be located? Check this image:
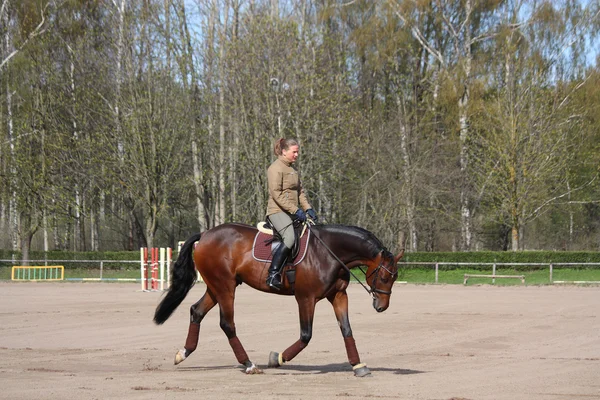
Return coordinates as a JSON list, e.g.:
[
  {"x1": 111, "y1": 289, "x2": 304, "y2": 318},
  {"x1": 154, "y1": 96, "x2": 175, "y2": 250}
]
[{"x1": 153, "y1": 222, "x2": 404, "y2": 377}]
